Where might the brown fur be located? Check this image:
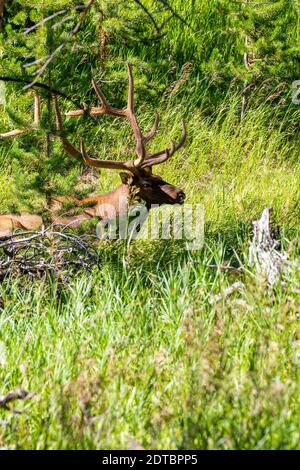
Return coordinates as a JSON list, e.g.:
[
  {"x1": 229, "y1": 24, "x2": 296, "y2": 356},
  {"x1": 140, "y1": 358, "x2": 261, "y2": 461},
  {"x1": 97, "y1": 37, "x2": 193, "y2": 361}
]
[
  {"x1": 0, "y1": 169, "x2": 185, "y2": 236},
  {"x1": 0, "y1": 214, "x2": 43, "y2": 238}
]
